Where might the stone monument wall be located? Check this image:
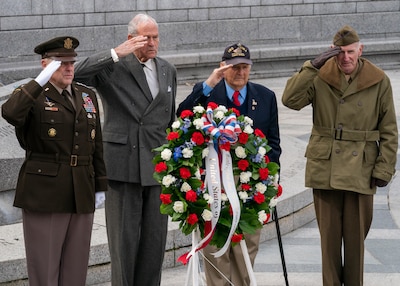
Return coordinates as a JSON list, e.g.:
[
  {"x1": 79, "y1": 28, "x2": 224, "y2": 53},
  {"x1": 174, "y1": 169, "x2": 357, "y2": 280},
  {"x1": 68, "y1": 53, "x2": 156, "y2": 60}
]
[{"x1": 1, "y1": 0, "x2": 400, "y2": 85}]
